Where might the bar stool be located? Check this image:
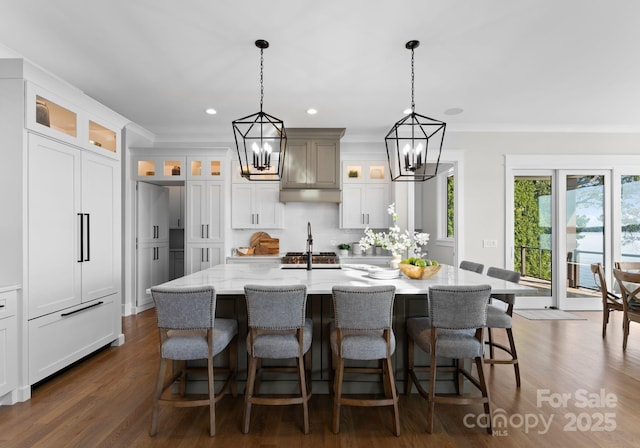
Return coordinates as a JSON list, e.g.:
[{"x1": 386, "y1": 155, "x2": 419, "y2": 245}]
[
  {"x1": 242, "y1": 284, "x2": 312, "y2": 434},
  {"x1": 331, "y1": 285, "x2": 400, "y2": 436},
  {"x1": 406, "y1": 285, "x2": 492, "y2": 433},
  {"x1": 484, "y1": 266, "x2": 521, "y2": 387},
  {"x1": 149, "y1": 286, "x2": 238, "y2": 437},
  {"x1": 459, "y1": 260, "x2": 485, "y2": 274}
]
